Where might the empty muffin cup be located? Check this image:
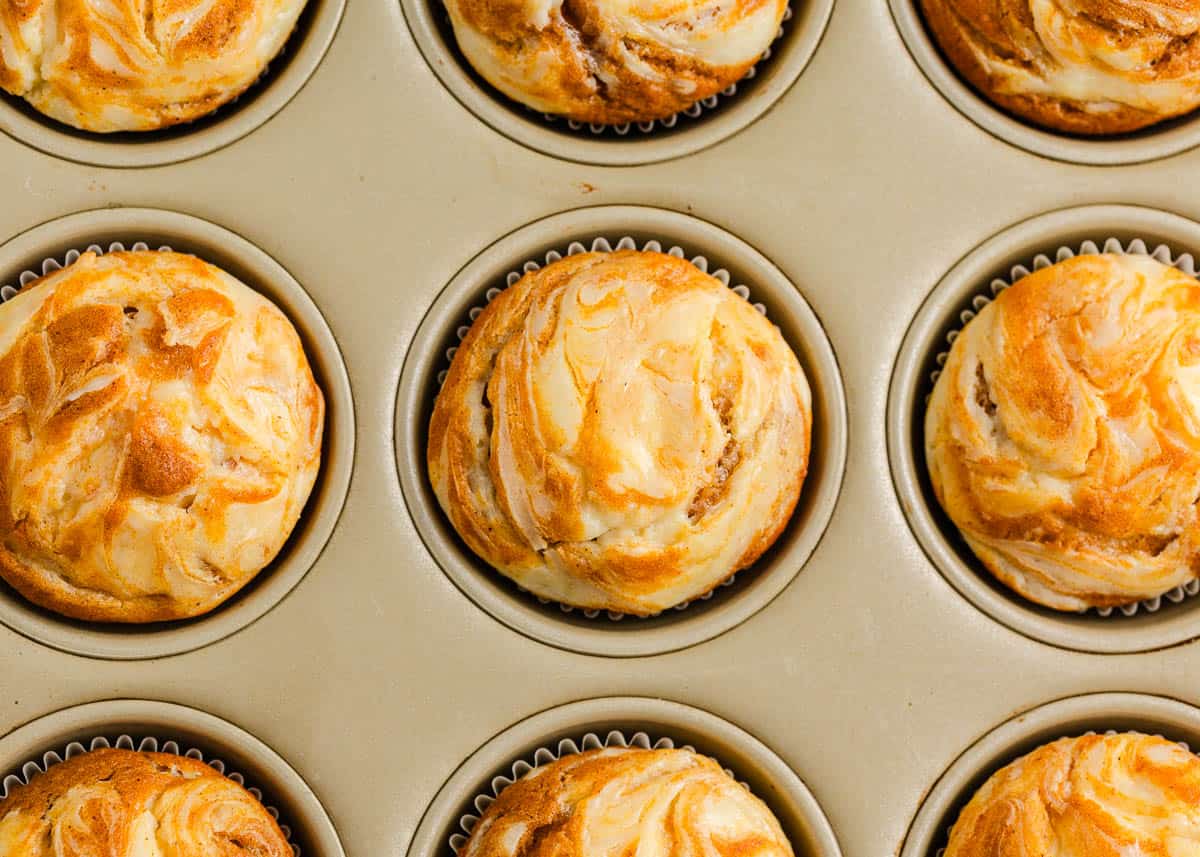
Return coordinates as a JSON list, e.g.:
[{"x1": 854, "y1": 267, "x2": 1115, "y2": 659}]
[
  {"x1": 396, "y1": 204, "x2": 847, "y2": 657},
  {"x1": 0, "y1": 207, "x2": 354, "y2": 660},
  {"x1": 888, "y1": 204, "x2": 1200, "y2": 653},
  {"x1": 408, "y1": 697, "x2": 842, "y2": 857},
  {"x1": 888, "y1": 0, "x2": 1200, "y2": 166},
  {"x1": 0, "y1": 699, "x2": 345, "y2": 857},
  {"x1": 401, "y1": 0, "x2": 833, "y2": 165},
  {"x1": 899, "y1": 692, "x2": 1200, "y2": 857},
  {"x1": 0, "y1": 0, "x2": 345, "y2": 167}
]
